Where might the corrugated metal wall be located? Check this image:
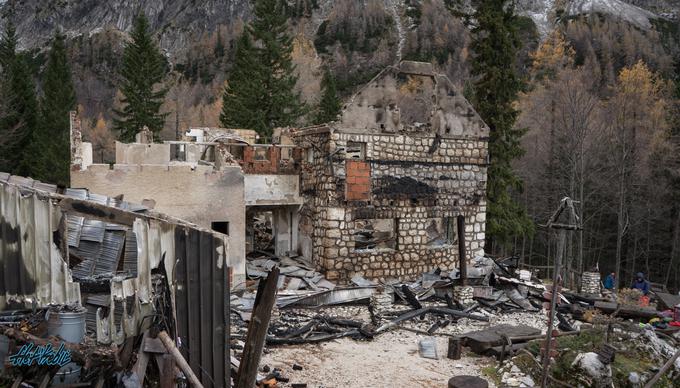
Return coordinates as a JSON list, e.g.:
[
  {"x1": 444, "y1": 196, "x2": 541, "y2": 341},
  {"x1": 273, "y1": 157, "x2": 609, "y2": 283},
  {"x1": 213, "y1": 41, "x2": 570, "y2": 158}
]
[
  {"x1": 0, "y1": 182, "x2": 81, "y2": 310},
  {"x1": 1, "y1": 177, "x2": 231, "y2": 387},
  {"x1": 175, "y1": 226, "x2": 230, "y2": 388}
]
